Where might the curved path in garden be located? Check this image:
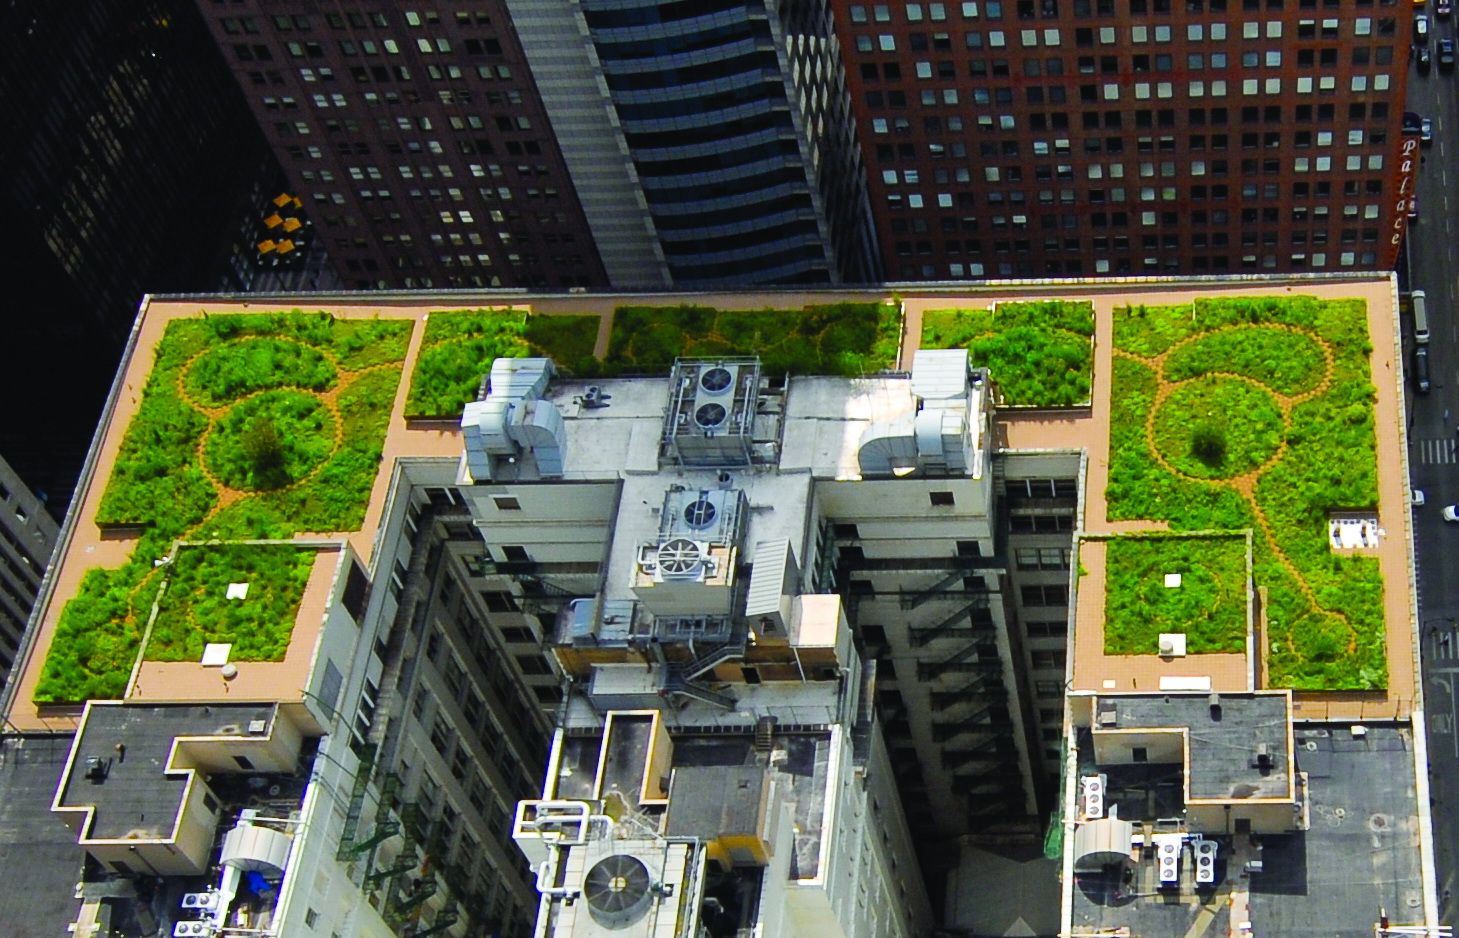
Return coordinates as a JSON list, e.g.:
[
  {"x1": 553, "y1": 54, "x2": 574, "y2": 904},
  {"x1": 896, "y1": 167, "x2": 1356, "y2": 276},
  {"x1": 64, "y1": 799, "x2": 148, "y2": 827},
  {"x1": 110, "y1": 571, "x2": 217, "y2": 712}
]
[
  {"x1": 1111, "y1": 323, "x2": 1360, "y2": 657},
  {"x1": 6, "y1": 283, "x2": 1417, "y2": 732},
  {"x1": 907, "y1": 281, "x2": 1415, "y2": 718}
]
